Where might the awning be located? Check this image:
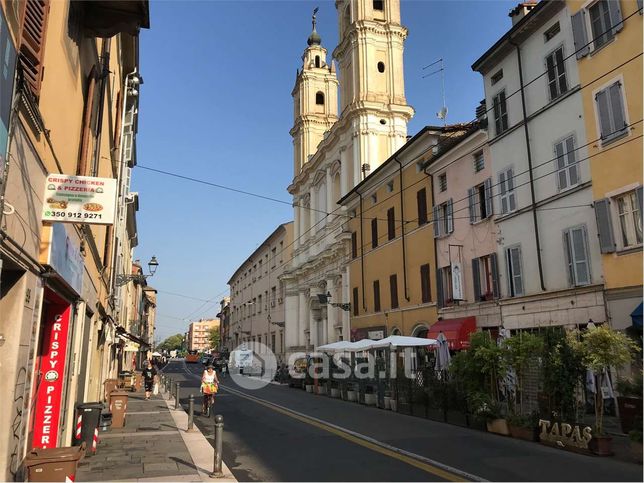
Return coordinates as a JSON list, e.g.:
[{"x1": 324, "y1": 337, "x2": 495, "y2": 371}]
[
  {"x1": 427, "y1": 316, "x2": 477, "y2": 350},
  {"x1": 631, "y1": 303, "x2": 643, "y2": 329},
  {"x1": 116, "y1": 326, "x2": 150, "y2": 349}
]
